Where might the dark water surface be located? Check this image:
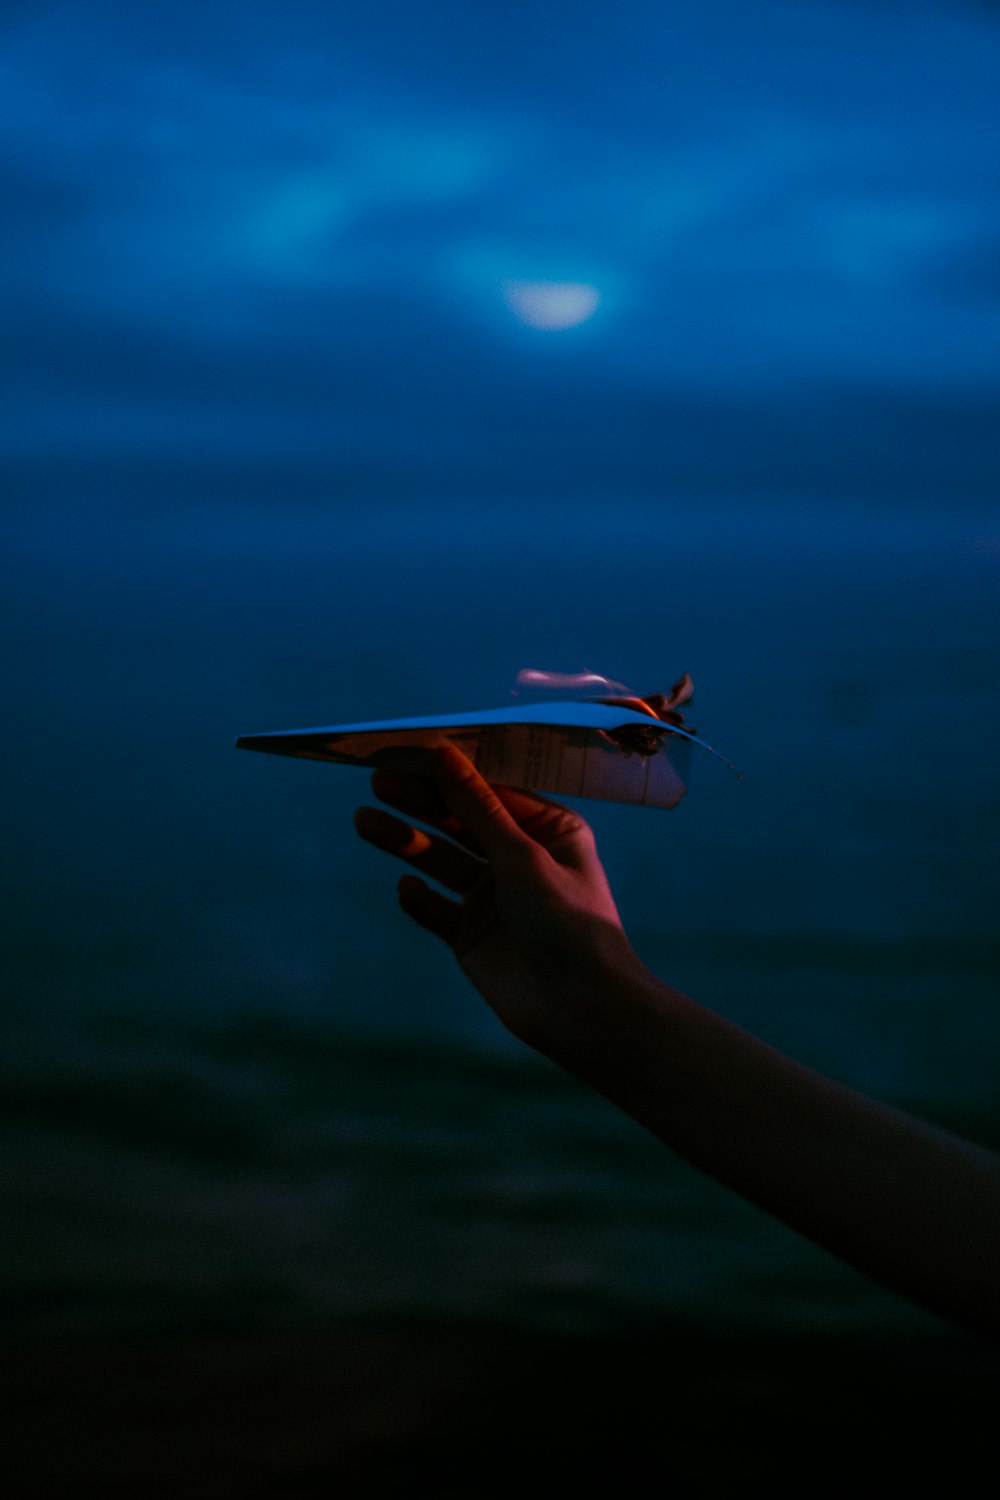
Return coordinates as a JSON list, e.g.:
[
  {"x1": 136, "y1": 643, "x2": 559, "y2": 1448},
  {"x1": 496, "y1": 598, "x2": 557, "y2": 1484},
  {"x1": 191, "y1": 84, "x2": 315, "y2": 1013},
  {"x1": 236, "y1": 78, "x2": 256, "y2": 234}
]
[{"x1": 3, "y1": 466, "x2": 999, "y2": 1343}]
